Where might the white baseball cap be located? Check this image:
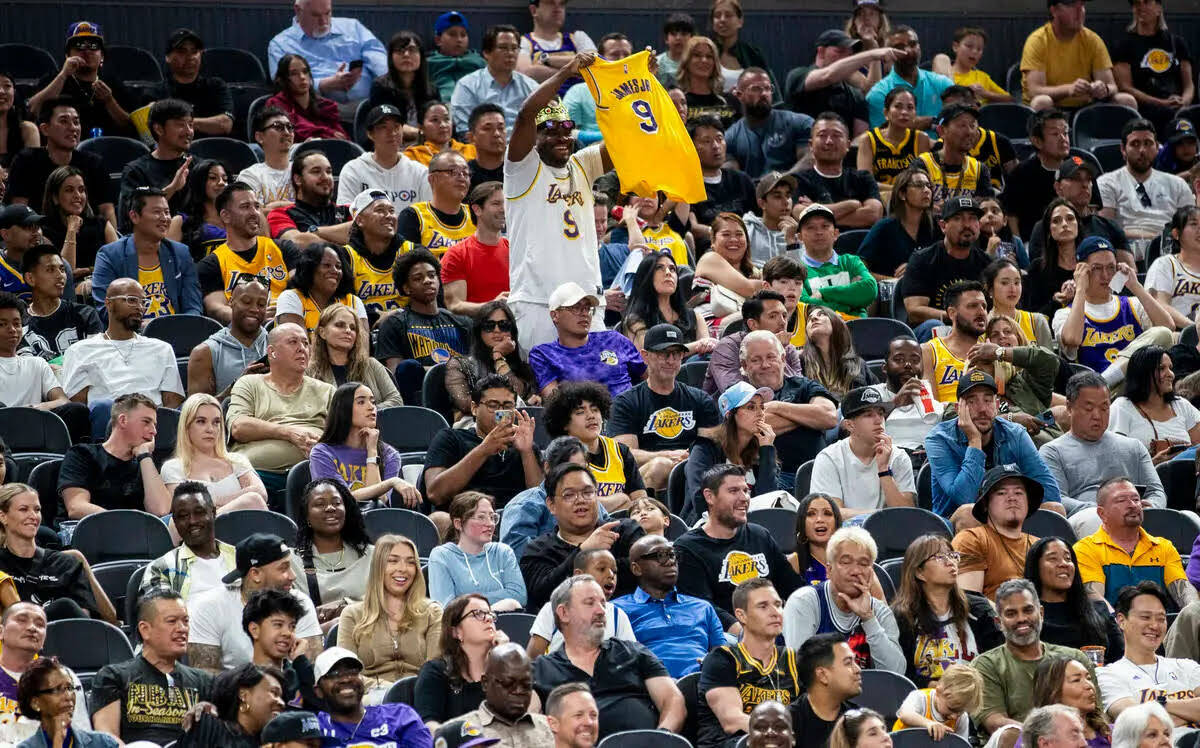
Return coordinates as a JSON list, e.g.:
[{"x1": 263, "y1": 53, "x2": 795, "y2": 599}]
[
  {"x1": 349, "y1": 189, "x2": 389, "y2": 220},
  {"x1": 313, "y1": 646, "x2": 363, "y2": 681},
  {"x1": 548, "y1": 281, "x2": 600, "y2": 310}
]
